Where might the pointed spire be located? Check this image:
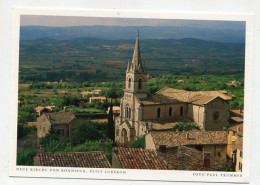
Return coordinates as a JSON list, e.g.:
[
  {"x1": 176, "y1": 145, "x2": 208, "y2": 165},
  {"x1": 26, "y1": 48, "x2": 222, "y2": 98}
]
[
  {"x1": 127, "y1": 60, "x2": 130, "y2": 71},
  {"x1": 131, "y1": 30, "x2": 142, "y2": 72}
]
